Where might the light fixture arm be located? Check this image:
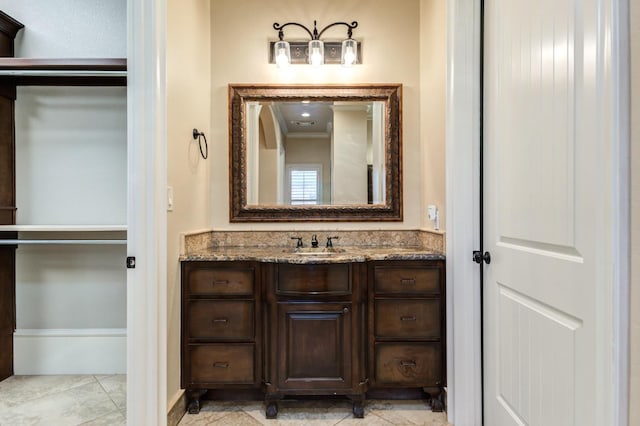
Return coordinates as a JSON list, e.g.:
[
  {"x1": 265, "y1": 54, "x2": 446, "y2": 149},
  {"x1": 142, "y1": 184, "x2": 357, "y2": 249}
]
[
  {"x1": 273, "y1": 20, "x2": 358, "y2": 40},
  {"x1": 316, "y1": 21, "x2": 358, "y2": 39},
  {"x1": 273, "y1": 22, "x2": 314, "y2": 40}
]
